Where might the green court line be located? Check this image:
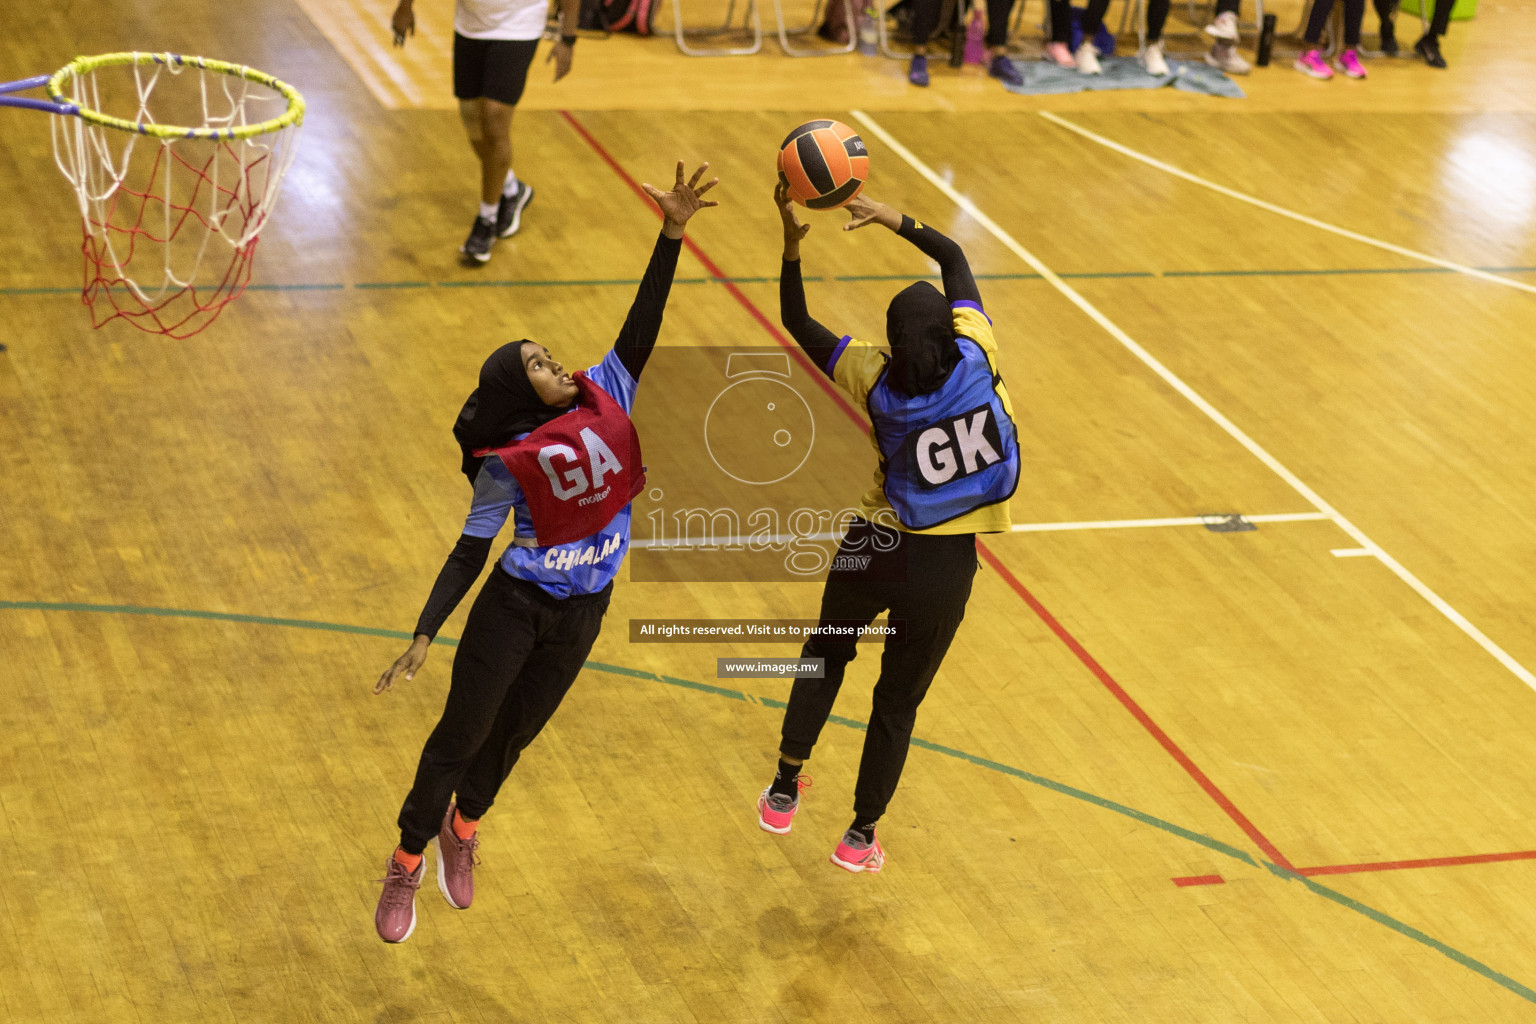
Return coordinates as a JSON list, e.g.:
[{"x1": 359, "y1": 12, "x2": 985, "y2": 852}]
[
  {"x1": 3, "y1": 595, "x2": 1533, "y2": 1007},
  {"x1": 7, "y1": 265, "x2": 1535, "y2": 298},
  {"x1": 244, "y1": 283, "x2": 346, "y2": 291},
  {"x1": 1163, "y1": 266, "x2": 1453, "y2": 279},
  {"x1": 0, "y1": 599, "x2": 460, "y2": 648}
]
